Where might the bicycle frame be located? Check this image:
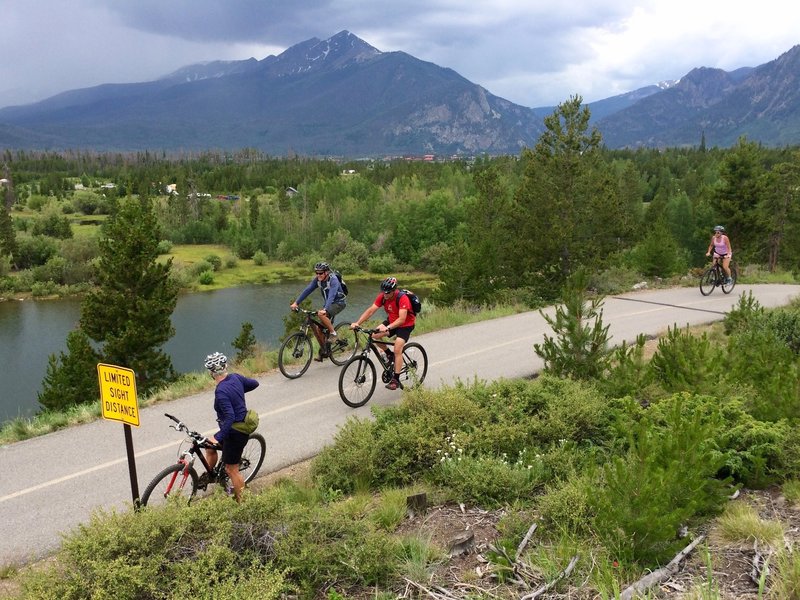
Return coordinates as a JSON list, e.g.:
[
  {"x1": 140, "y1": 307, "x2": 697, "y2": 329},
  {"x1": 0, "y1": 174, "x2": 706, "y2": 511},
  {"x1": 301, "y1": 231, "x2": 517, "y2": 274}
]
[
  {"x1": 294, "y1": 307, "x2": 329, "y2": 345},
  {"x1": 161, "y1": 427, "x2": 220, "y2": 496},
  {"x1": 354, "y1": 328, "x2": 397, "y2": 373}
]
